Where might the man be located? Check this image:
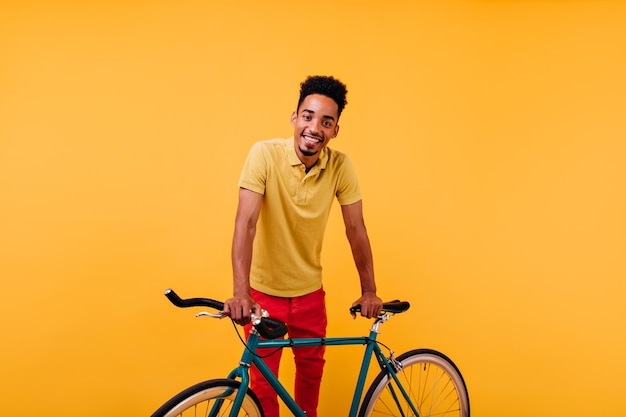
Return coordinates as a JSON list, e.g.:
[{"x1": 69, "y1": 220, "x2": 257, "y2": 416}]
[{"x1": 223, "y1": 75, "x2": 382, "y2": 417}]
